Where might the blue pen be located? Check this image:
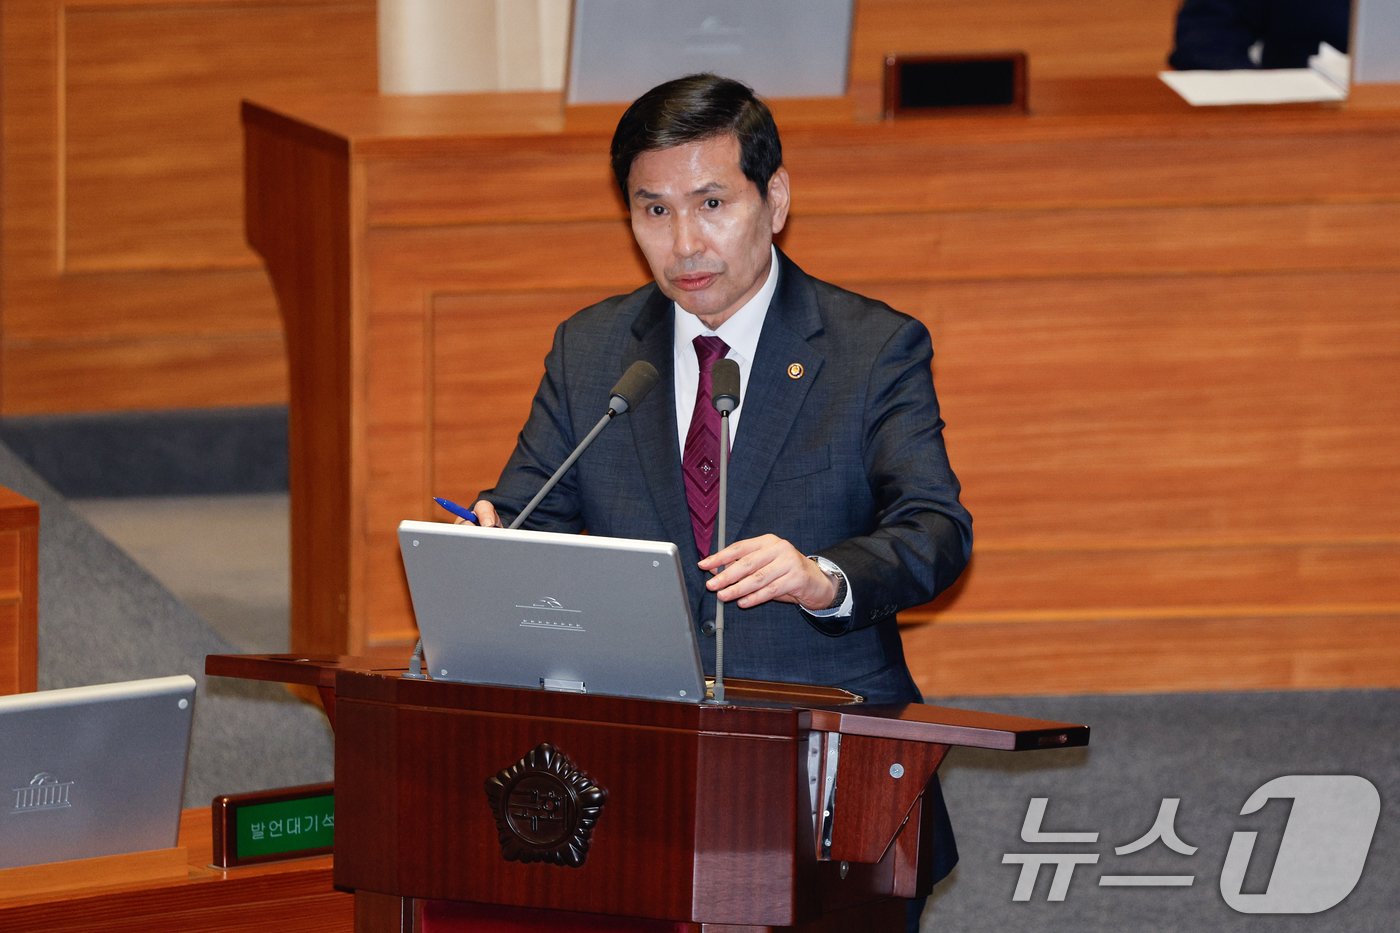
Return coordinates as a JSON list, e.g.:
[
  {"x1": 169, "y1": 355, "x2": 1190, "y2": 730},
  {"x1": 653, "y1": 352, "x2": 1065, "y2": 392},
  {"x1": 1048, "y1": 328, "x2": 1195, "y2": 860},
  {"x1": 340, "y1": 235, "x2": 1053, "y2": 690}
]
[{"x1": 433, "y1": 497, "x2": 479, "y2": 524}]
